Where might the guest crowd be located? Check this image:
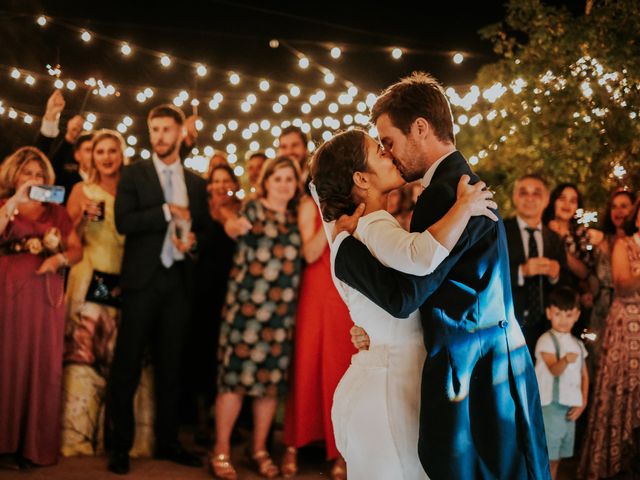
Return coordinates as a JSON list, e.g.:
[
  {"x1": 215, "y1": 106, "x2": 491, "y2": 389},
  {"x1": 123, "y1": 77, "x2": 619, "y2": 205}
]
[{"x1": 0, "y1": 89, "x2": 639, "y2": 480}]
